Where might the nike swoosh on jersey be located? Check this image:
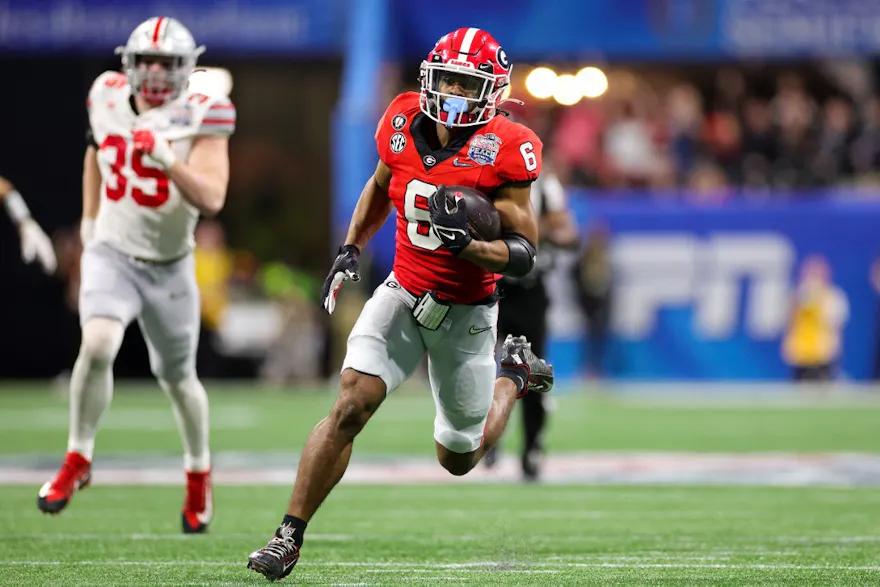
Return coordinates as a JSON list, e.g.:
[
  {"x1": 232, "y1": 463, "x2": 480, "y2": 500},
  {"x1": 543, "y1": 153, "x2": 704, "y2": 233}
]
[
  {"x1": 469, "y1": 325, "x2": 492, "y2": 335},
  {"x1": 452, "y1": 158, "x2": 474, "y2": 167}
]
